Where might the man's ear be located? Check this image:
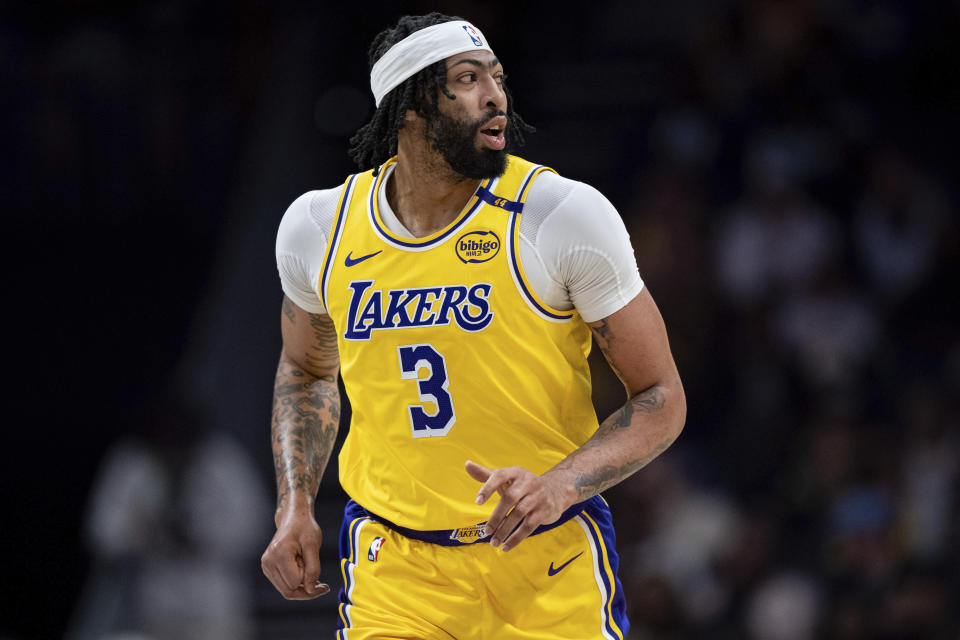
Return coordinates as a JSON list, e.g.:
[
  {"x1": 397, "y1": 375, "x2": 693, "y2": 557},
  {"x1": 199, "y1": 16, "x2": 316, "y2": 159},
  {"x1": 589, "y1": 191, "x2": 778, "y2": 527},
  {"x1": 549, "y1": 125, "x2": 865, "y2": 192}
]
[{"x1": 400, "y1": 108, "x2": 425, "y2": 134}]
